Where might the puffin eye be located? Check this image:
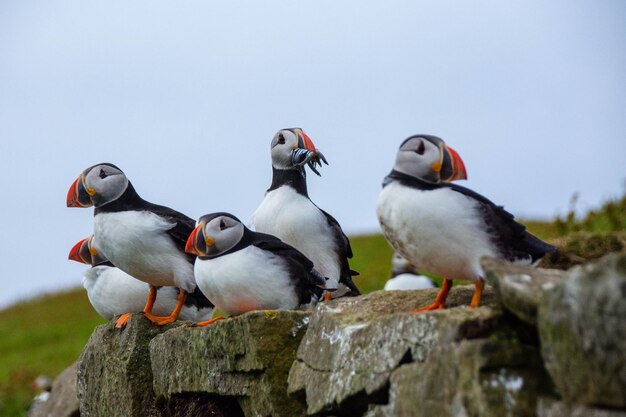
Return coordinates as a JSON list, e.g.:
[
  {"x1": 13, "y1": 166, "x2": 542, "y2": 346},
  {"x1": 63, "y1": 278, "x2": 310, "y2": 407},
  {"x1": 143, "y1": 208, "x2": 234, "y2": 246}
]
[
  {"x1": 99, "y1": 169, "x2": 108, "y2": 179},
  {"x1": 277, "y1": 134, "x2": 285, "y2": 145},
  {"x1": 219, "y1": 220, "x2": 227, "y2": 231},
  {"x1": 415, "y1": 141, "x2": 425, "y2": 155}
]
